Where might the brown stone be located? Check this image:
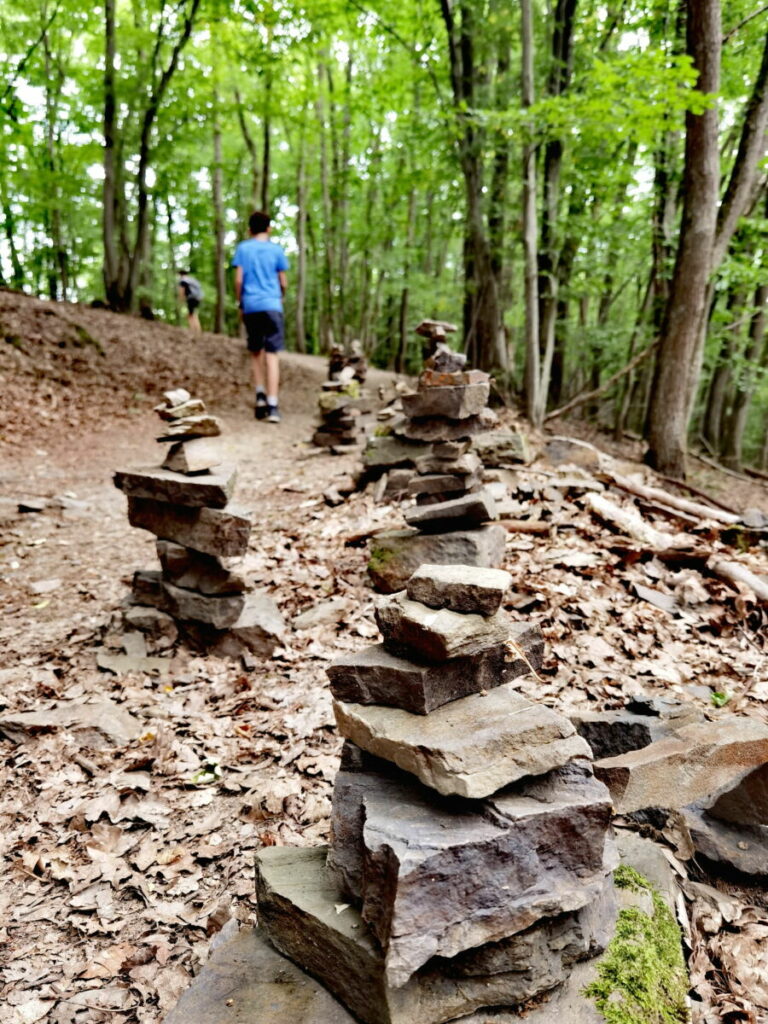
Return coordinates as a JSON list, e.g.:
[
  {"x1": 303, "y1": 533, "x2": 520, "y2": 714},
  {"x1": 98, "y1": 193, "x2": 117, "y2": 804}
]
[
  {"x1": 255, "y1": 845, "x2": 615, "y2": 1024},
  {"x1": 333, "y1": 682, "x2": 591, "y2": 798},
  {"x1": 328, "y1": 746, "x2": 616, "y2": 986},
  {"x1": 161, "y1": 437, "x2": 224, "y2": 474},
  {"x1": 156, "y1": 539, "x2": 247, "y2": 595},
  {"x1": 401, "y1": 383, "x2": 490, "y2": 421},
  {"x1": 327, "y1": 622, "x2": 544, "y2": 714},
  {"x1": 707, "y1": 762, "x2": 768, "y2": 827},
  {"x1": 406, "y1": 473, "x2": 475, "y2": 498},
  {"x1": 406, "y1": 563, "x2": 510, "y2": 616},
  {"x1": 396, "y1": 407, "x2": 498, "y2": 443},
  {"x1": 155, "y1": 398, "x2": 206, "y2": 420},
  {"x1": 593, "y1": 718, "x2": 768, "y2": 814},
  {"x1": 114, "y1": 465, "x2": 236, "y2": 508},
  {"x1": 156, "y1": 414, "x2": 223, "y2": 441},
  {"x1": 127, "y1": 496, "x2": 251, "y2": 558},
  {"x1": 419, "y1": 369, "x2": 489, "y2": 388},
  {"x1": 414, "y1": 451, "x2": 481, "y2": 476},
  {"x1": 368, "y1": 526, "x2": 506, "y2": 594},
  {"x1": 473, "y1": 430, "x2": 532, "y2": 466},
  {"x1": 363, "y1": 435, "x2": 428, "y2": 468},
  {"x1": 403, "y1": 490, "x2": 497, "y2": 532}
]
